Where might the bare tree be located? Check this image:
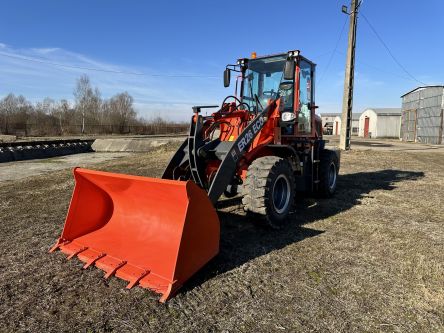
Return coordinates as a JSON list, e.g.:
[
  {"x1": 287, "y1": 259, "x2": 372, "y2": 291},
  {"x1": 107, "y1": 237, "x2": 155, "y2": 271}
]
[
  {"x1": 0, "y1": 76, "x2": 186, "y2": 136},
  {"x1": 73, "y1": 75, "x2": 101, "y2": 134},
  {"x1": 0, "y1": 94, "x2": 33, "y2": 135},
  {"x1": 107, "y1": 92, "x2": 136, "y2": 133},
  {"x1": 48, "y1": 99, "x2": 71, "y2": 134},
  {"x1": 34, "y1": 98, "x2": 58, "y2": 135},
  {"x1": 0, "y1": 94, "x2": 16, "y2": 134}
]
